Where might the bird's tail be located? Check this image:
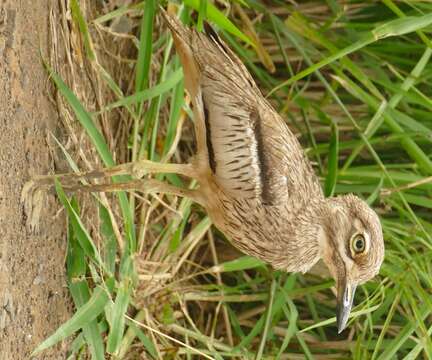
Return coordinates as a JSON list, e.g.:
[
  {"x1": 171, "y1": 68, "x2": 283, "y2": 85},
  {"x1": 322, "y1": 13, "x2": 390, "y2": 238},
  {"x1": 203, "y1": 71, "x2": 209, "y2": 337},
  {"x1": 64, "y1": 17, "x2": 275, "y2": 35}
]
[
  {"x1": 159, "y1": 7, "x2": 190, "y2": 44},
  {"x1": 159, "y1": 7, "x2": 200, "y2": 98}
]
